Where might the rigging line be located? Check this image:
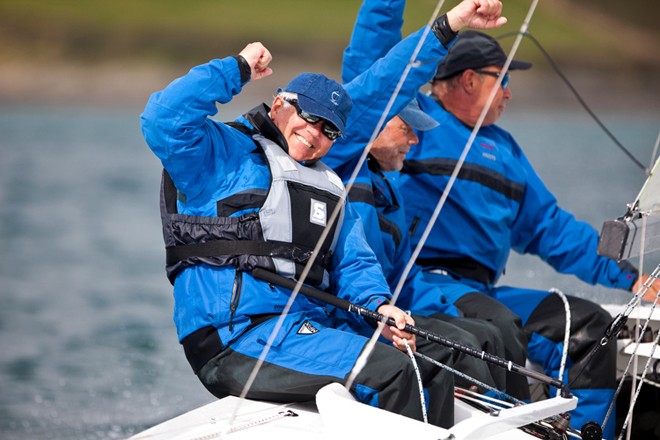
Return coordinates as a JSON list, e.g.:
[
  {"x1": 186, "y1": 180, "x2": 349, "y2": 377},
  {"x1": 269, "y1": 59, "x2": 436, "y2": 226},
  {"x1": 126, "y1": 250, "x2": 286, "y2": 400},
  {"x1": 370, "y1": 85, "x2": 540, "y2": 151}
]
[
  {"x1": 574, "y1": 265, "x2": 660, "y2": 396},
  {"x1": 455, "y1": 393, "x2": 508, "y2": 411},
  {"x1": 416, "y1": 351, "x2": 525, "y2": 406},
  {"x1": 596, "y1": 263, "x2": 660, "y2": 360},
  {"x1": 619, "y1": 263, "x2": 659, "y2": 323},
  {"x1": 549, "y1": 288, "x2": 572, "y2": 398},
  {"x1": 456, "y1": 386, "x2": 516, "y2": 409},
  {"x1": 496, "y1": 31, "x2": 649, "y2": 175},
  {"x1": 187, "y1": 409, "x2": 298, "y2": 440},
  {"x1": 632, "y1": 149, "x2": 660, "y2": 212},
  {"x1": 455, "y1": 385, "x2": 582, "y2": 439},
  {"x1": 601, "y1": 263, "x2": 660, "y2": 433},
  {"x1": 252, "y1": 267, "x2": 570, "y2": 394},
  {"x1": 624, "y1": 156, "x2": 660, "y2": 216},
  {"x1": 651, "y1": 130, "x2": 660, "y2": 169},
  {"x1": 392, "y1": 0, "x2": 541, "y2": 317},
  {"x1": 350, "y1": 0, "x2": 543, "y2": 402},
  {"x1": 344, "y1": 0, "x2": 448, "y2": 390},
  {"x1": 617, "y1": 314, "x2": 660, "y2": 440},
  {"x1": 628, "y1": 213, "x2": 649, "y2": 440},
  {"x1": 404, "y1": 338, "x2": 429, "y2": 423},
  {"x1": 231, "y1": 1, "x2": 448, "y2": 422},
  {"x1": 134, "y1": 402, "x2": 298, "y2": 440},
  {"x1": 623, "y1": 373, "x2": 660, "y2": 389}
]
